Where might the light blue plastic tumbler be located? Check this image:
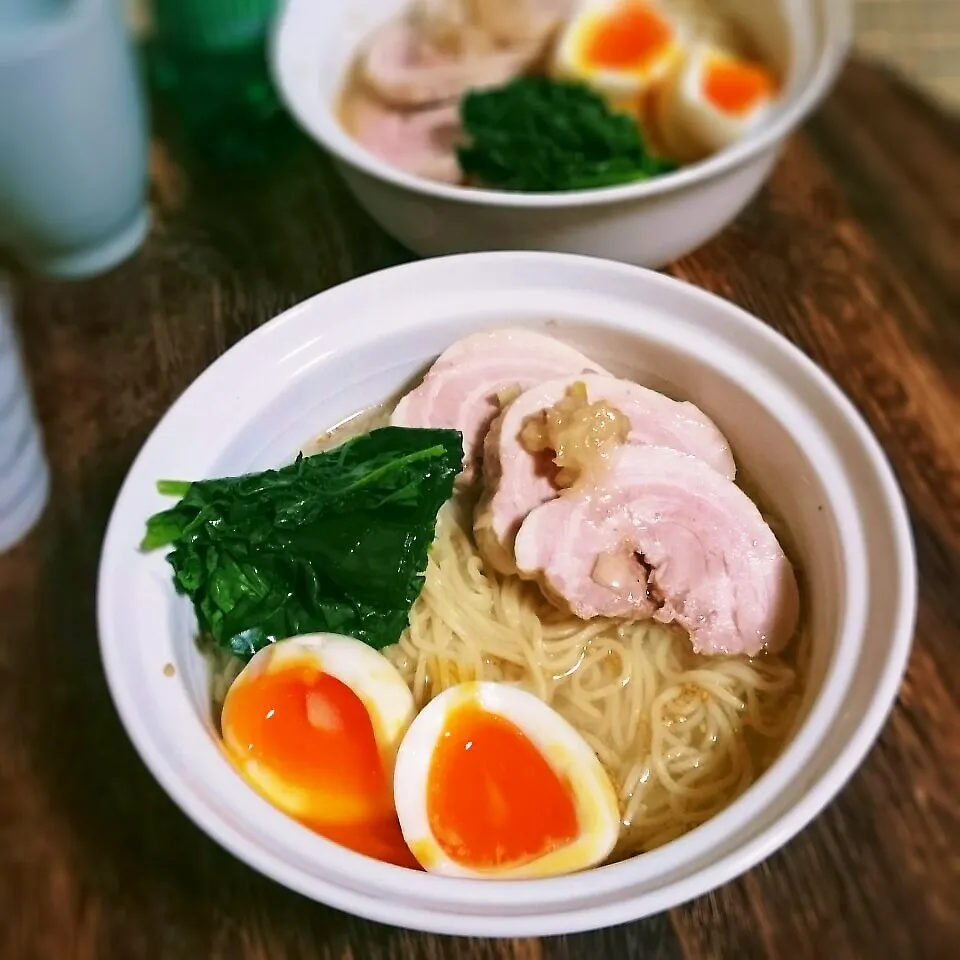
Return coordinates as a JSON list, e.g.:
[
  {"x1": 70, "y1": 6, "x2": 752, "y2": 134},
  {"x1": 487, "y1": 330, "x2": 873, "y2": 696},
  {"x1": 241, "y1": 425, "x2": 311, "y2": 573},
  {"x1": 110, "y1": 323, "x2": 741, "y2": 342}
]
[{"x1": 0, "y1": 0, "x2": 150, "y2": 279}]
